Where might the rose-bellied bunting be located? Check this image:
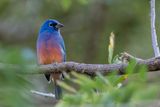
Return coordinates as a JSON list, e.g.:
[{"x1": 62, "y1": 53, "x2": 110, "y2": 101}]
[{"x1": 36, "y1": 19, "x2": 66, "y2": 99}]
